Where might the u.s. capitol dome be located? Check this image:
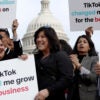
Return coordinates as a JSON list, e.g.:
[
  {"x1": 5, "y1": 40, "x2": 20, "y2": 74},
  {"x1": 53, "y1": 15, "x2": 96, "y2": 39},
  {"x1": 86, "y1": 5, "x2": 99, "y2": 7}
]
[{"x1": 22, "y1": 0, "x2": 68, "y2": 53}]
